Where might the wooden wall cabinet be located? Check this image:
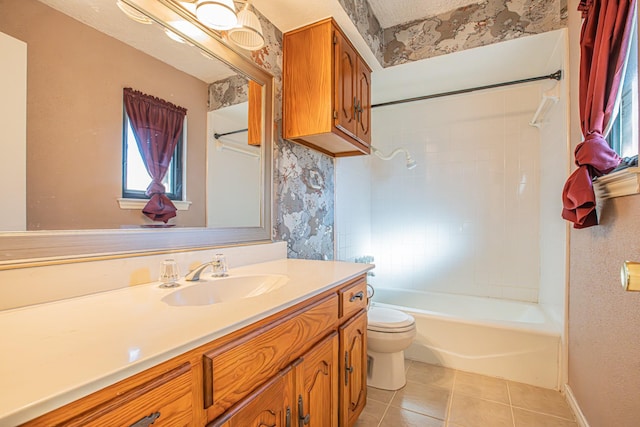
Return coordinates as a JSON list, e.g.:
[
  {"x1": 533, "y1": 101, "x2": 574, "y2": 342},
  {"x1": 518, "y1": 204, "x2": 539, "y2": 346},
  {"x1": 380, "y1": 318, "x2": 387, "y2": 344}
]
[
  {"x1": 22, "y1": 275, "x2": 368, "y2": 427},
  {"x1": 283, "y1": 18, "x2": 372, "y2": 157}
]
